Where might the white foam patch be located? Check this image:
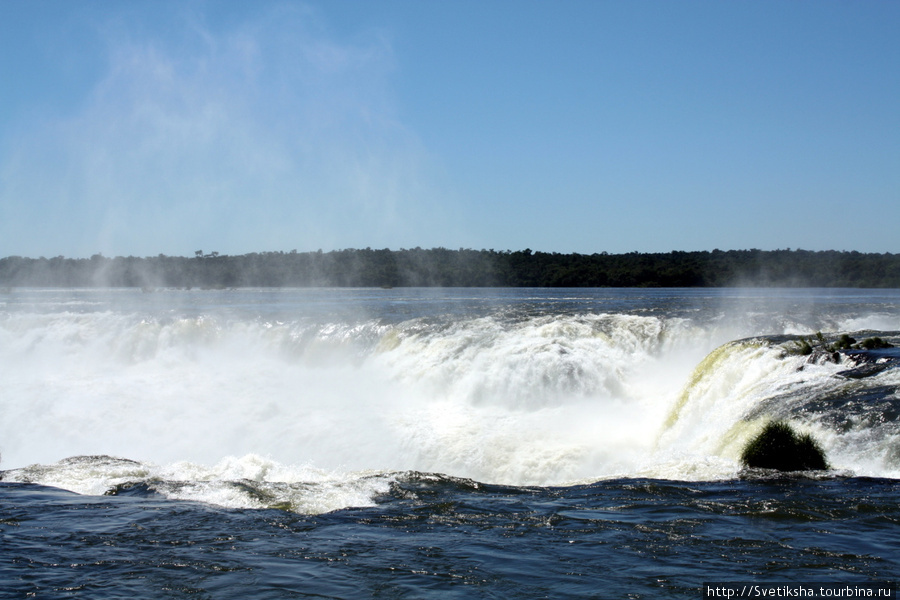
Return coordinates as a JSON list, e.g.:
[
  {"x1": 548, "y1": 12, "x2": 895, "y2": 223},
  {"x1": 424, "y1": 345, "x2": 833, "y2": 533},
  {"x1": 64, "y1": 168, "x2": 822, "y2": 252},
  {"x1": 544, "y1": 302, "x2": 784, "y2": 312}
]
[{"x1": 1, "y1": 454, "x2": 396, "y2": 514}]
